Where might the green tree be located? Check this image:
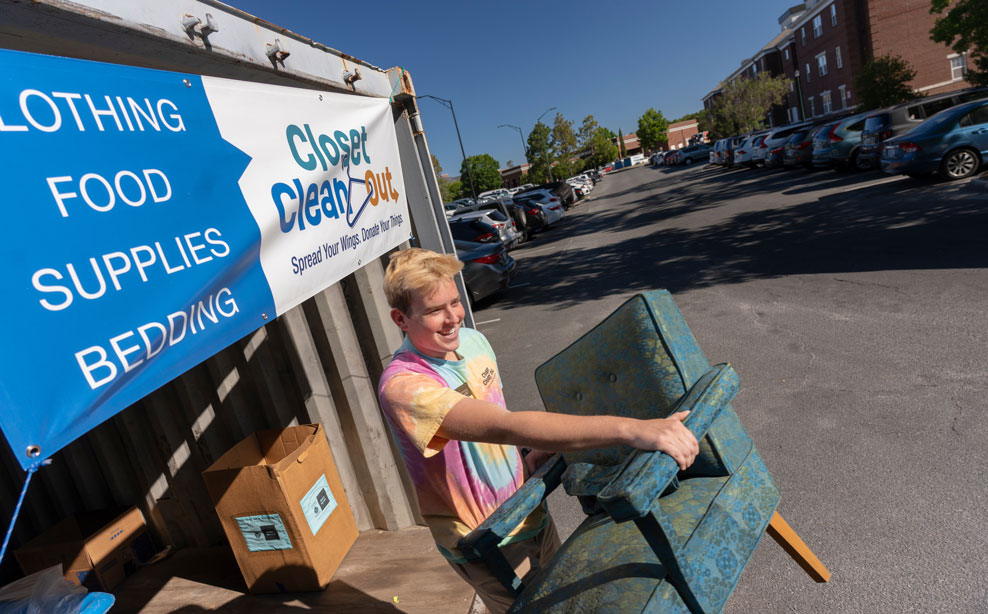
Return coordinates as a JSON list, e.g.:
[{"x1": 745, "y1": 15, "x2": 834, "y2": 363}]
[
  {"x1": 551, "y1": 113, "x2": 578, "y2": 160},
  {"x1": 431, "y1": 154, "x2": 454, "y2": 202},
  {"x1": 636, "y1": 108, "x2": 669, "y2": 152},
  {"x1": 459, "y1": 154, "x2": 502, "y2": 194},
  {"x1": 854, "y1": 55, "x2": 918, "y2": 110},
  {"x1": 707, "y1": 72, "x2": 789, "y2": 137},
  {"x1": 930, "y1": 0, "x2": 988, "y2": 86},
  {"x1": 448, "y1": 180, "x2": 463, "y2": 200},
  {"x1": 585, "y1": 127, "x2": 619, "y2": 169},
  {"x1": 577, "y1": 115, "x2": 600, "y2": 151},
  {"x1": 526, "y1": 122, "x2": 553, "y2": 183},
  {"x1": 618, "y1": 129, "x2": 627, "y2": 157}
]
